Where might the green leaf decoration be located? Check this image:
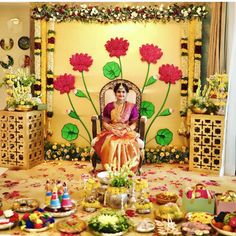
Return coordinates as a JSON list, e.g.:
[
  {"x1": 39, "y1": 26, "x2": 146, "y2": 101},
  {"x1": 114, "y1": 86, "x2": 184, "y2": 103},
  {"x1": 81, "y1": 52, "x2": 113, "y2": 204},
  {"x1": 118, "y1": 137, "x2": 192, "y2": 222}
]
[
  {"x1": 140, "y1": 101, "x2": 155, "y2": 119},
  {"x1": 145, "y1": 75, "x2": 157, "y2": 87},
  {"x1": 159, "y1": 108, "x2": 172, "y2": 116},
  {"x1": 75, "y1": 89, "x2": 87, "y2": 98},
  {"x1": 61, "y1": 123, "x2": 79, "y2": 141},
  {"x1": 103, "y1": 61, "x2": 121, "y2": 80},
  {"x1": 155, "y1": 128, "x2": 173, "y2": 146},
  {"x1": 68, "y1": 110, "x2": 79, "y2": 119}
]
